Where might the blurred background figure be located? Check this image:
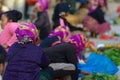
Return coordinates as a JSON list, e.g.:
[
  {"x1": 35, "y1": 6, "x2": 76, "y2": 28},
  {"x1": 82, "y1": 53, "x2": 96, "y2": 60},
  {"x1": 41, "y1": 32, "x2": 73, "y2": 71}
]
[
  {"x1": 117, "y1": 5, "x2": 120, "y2": 17},
  {"x1": 34, "y1": 0, "x2": 51, "y2": 41},
  {"x1": 52, "y1": 2, "x2": 84, "y2": 32},
  {"x1": 83, "y1": 0, "x2": 110, "y2": 37},
  {"x1": 0, "y1": 0, "x2": 9, "y2": 15},
  {"x1": 3, "y1": 0, "x2": 25, "y2": 19}
]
